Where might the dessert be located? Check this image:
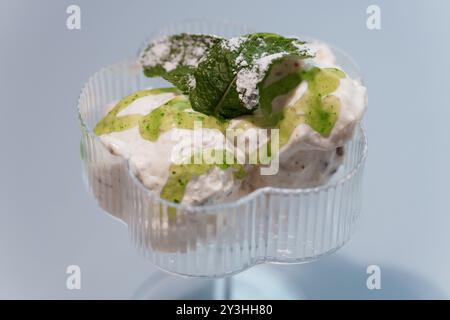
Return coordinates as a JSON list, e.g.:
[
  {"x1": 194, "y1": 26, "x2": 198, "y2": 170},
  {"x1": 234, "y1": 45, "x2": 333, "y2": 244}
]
[
  {"x1": 94, "y1": 90, "x2": 244, "y2": 207},
  {"x1": 93, "y1": 33, "x2": 367, "y2": 208},
  {"x1": 79, "y1": 28, "x2": 369, "y2": 273}
]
